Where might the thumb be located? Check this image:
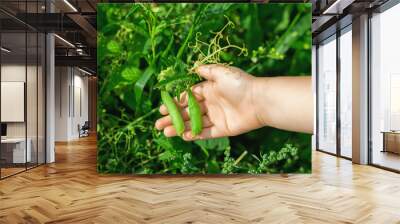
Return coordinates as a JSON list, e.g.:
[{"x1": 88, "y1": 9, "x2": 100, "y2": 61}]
[{"x1": 195, "y1": 64, "x2": 229, "y2": 81}]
